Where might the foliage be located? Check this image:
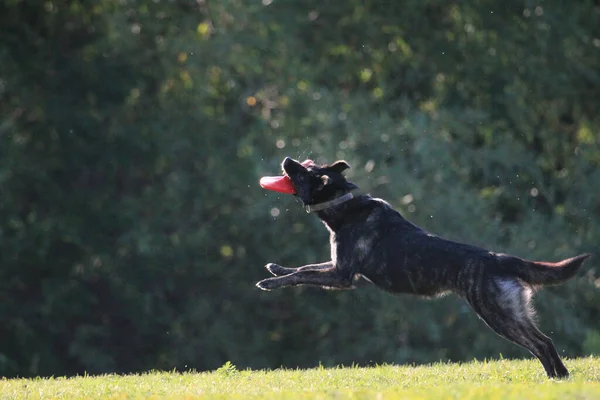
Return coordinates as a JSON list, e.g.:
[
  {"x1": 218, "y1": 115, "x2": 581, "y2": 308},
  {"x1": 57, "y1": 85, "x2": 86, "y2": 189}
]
[{"x1": 0, "y1": 0, "x2": 599, "y2": 377}]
